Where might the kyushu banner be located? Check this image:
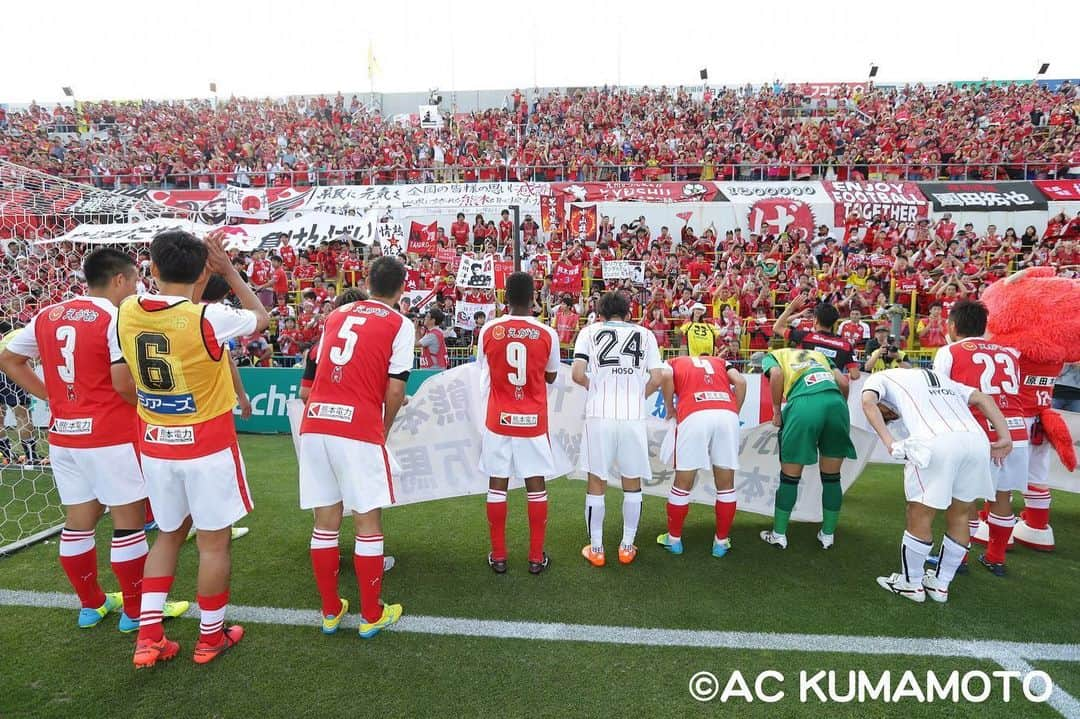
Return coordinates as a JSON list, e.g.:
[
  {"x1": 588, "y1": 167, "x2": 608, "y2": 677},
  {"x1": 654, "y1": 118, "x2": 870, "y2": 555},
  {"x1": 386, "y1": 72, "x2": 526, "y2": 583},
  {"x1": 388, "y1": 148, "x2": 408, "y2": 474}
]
[
  {"x1": 822, "y1": 181, "x2": 929, "y2": 225},
  {"x1": 551, "y1": 181, "x2": 723, "y2": 203}
]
